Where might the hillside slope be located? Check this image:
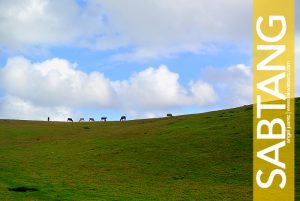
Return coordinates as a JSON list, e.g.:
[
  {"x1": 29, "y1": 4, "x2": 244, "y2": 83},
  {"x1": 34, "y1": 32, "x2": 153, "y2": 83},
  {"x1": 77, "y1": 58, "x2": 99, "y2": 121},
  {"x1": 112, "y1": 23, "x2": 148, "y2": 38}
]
[{"x1": 0, "y1": 98, "x2": 299, "y2": 200}]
